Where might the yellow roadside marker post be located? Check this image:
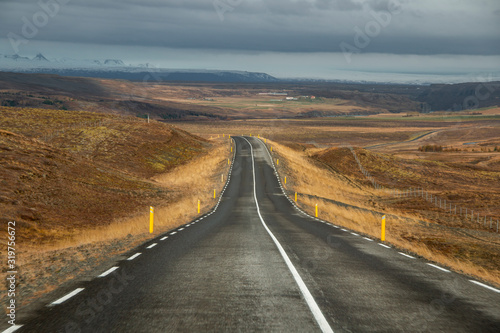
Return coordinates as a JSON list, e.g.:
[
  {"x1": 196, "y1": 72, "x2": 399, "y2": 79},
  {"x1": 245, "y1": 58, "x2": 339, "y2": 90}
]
[
  {"x1": 222, "y1": 174, "x2": 224, "y2": 182},
  {"x1": 149, "y1": 206, "x2": 154, "y2": 233},
  {"x1": 381, "y1": 215, "x2": 386, "y2": 241},
  {"x1": 315, "y1": 204, "x2": 318, "y2": 217},
  {"x1": 228, "y1": 158, "x2": 230, "y2": 165},
  {"x1": 284, "y1": 176, "x2": 287, "y2": 184},
  {"x1": 198, "y1": 200, "x2": 201, "y2": 214},
  {"x1": 271, "y1": 146, "x2": 273, "y2": 152},
  {"x1": 277, "y1": 159, "x2": 279, "y2": 166},
  {"x1": 214, "y1": 189, "x2": 216, "y2": 199},
  {"x1": 295, "y1": 192, "x2": 297, "y2": 202}
]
